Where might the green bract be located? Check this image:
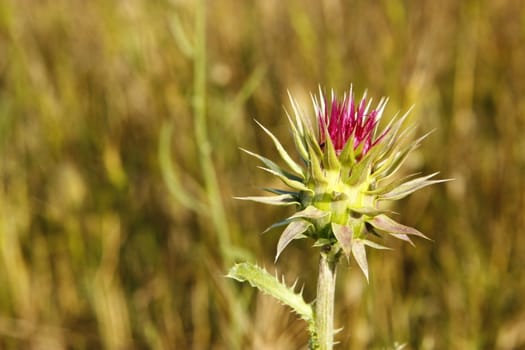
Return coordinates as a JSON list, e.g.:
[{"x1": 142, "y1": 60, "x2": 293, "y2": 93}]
[{"x1": 237, "y1": 88, "x2": 446, "y2": 280}]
